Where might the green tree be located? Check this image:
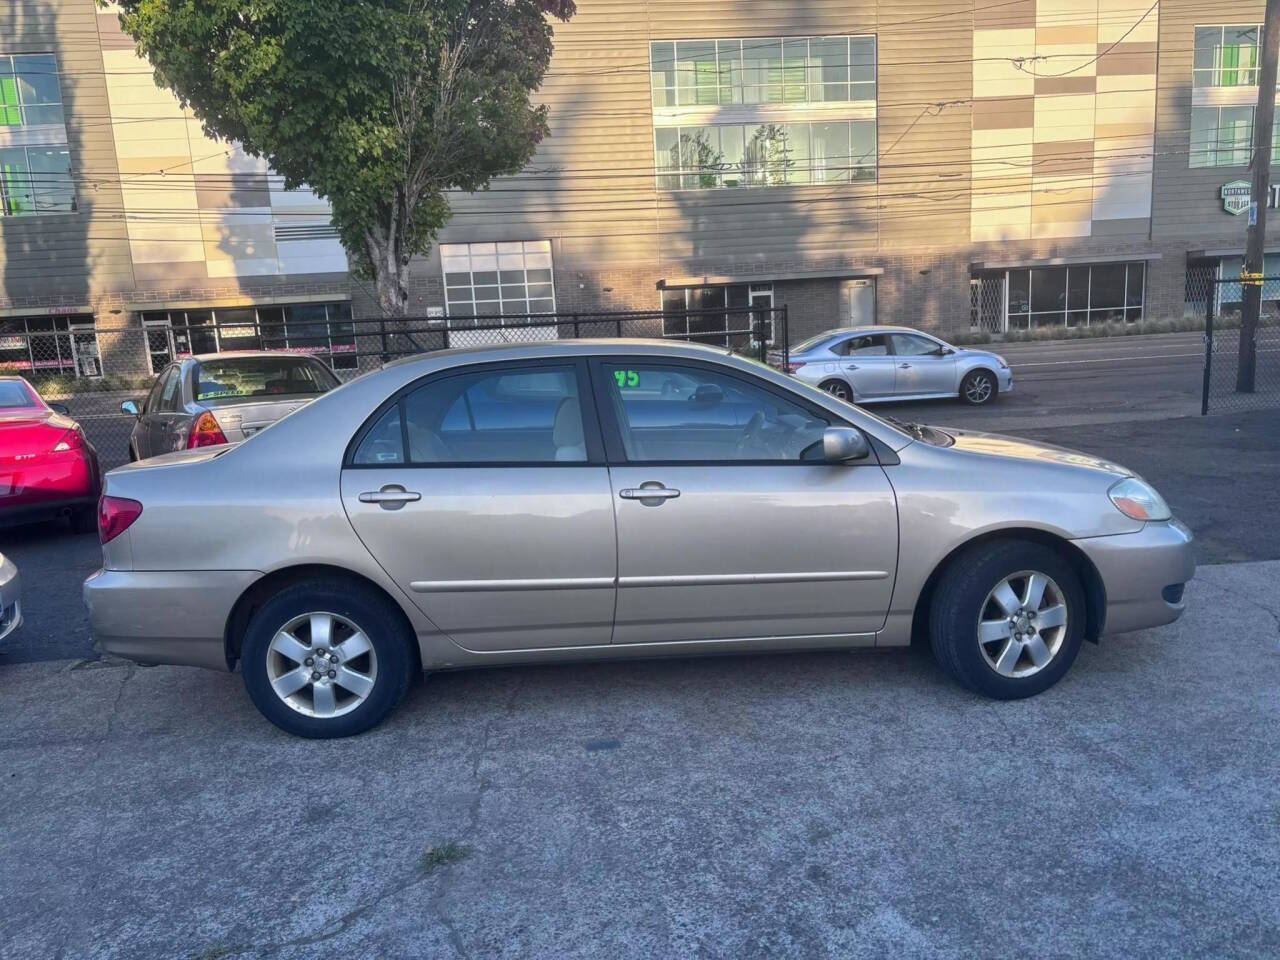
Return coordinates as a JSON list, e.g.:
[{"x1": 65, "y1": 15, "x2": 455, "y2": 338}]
[{"x1": 111, "y1": 0, "x2": 576, "y2": 315}]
